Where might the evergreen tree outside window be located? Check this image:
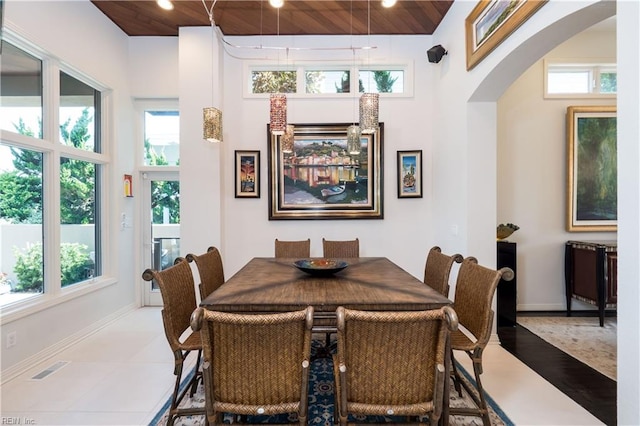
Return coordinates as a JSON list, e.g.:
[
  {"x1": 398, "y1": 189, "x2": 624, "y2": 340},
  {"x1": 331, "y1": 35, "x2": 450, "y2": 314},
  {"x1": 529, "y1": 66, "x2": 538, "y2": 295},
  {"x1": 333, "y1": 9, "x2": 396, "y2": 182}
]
[{"x1": 0, "y1": 39, "x2": 106, "y2": 309}]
